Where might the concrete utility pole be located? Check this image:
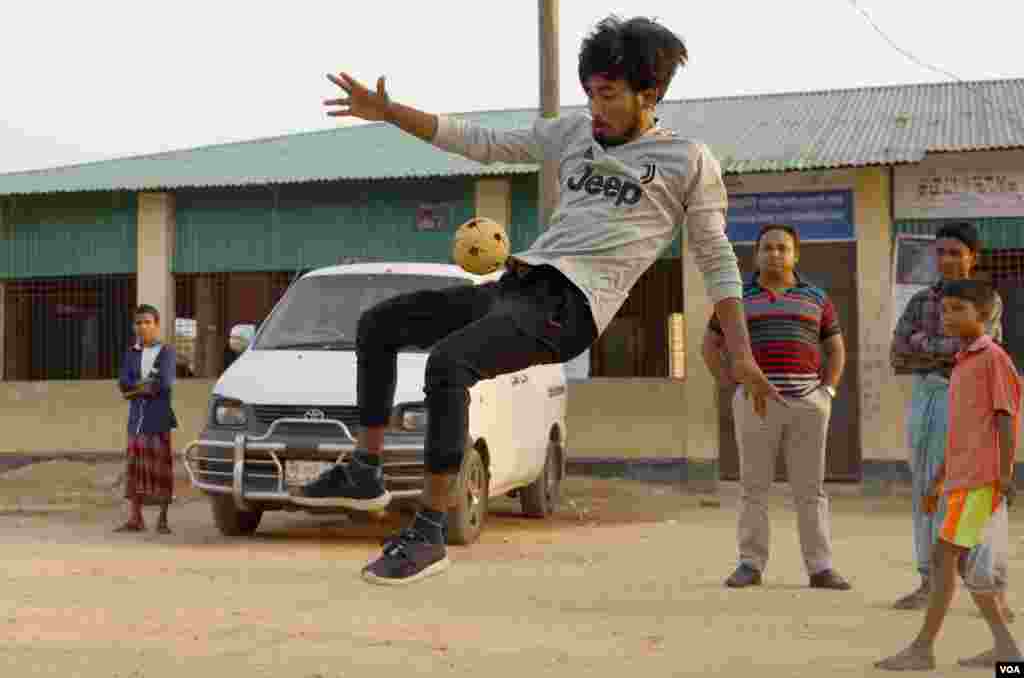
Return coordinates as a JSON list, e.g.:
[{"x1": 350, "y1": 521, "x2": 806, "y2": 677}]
[{"x1": 538, "y1": 0, "x2": 560, "y2": 229}]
